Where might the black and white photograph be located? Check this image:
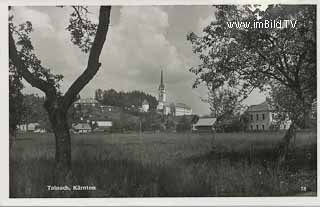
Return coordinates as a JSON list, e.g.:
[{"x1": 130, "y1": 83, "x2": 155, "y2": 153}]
[{"x1": 7, "y1": 2, "x2": 317, "y2": 201}]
